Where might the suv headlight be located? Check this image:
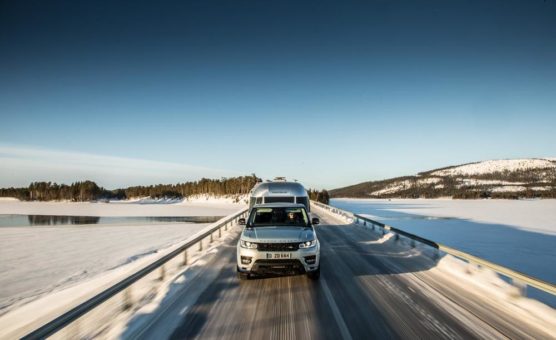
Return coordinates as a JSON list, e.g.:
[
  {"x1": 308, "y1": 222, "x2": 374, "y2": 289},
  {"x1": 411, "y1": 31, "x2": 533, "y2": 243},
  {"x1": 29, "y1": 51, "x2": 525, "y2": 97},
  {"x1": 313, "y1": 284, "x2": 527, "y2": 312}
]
[
  {"x1": 299, "y1": 240, "x2": 317, "y2": 249},
  {"x1": 240, "y1": 240, "x2": 258, "y2": 249}
]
